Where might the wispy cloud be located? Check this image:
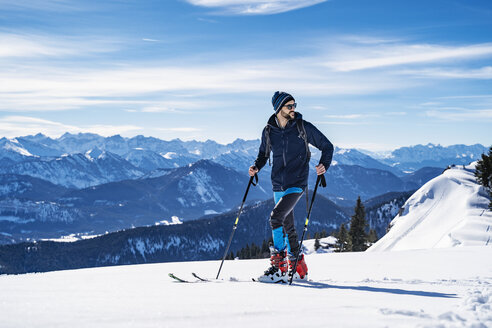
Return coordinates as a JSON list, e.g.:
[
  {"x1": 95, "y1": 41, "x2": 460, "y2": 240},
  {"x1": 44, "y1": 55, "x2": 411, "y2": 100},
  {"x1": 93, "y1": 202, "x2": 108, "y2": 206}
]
[
  {"x1": 157, "y1": 127, "x2": 202, "y2": 132},
  {"x1": 0, "y1": 0, "x2": 82, "y2": 12},
  {"x1": 0, "y1": 59, "x2": 415, "y2": 112},
  {"x1": 425, "y1": 108, "x2": 492, "y2": 121},
  {"x1": 325, "y1": 42, "x2": 492, "y2": 72},
  {"x1": 314, "y1": 121, "x2": 370, "y2": 126},
  {"x1": 197, "y1": 17, "x2": 219, "y2": 23},
  {"x1": 398, "y1": 66, "x2": 492, "y2": 79},
  {"x1": 2, "y1": 32, "x2": 492, "y2": 114},
  {"x1": 0, "y1": 32, "x2": 119, "y2": 58},
  {"x1": 324, "y1": 114, "x2": 375, "y2": 119},
  {"x1": 0, "y1": 116, "x2": 141, "y2": 138},
  {"x1": 184, "y1": 0, "x2": 327, "y2": 15}
]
